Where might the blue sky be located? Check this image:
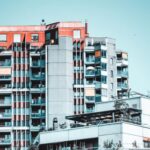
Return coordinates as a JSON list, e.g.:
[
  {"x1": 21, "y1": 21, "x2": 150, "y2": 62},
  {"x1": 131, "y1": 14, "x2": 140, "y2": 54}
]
[{"x1": 1, "y1": 0, "x2": 150, "y2": 94}]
